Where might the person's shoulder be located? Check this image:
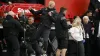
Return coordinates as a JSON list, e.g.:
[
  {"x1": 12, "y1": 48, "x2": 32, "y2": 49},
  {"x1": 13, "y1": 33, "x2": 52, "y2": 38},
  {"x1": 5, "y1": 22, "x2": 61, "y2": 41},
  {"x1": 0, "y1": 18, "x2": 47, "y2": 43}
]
[
  {"x1": 61, "y1": 16, "x2": 66, "y2": 20},
  {"x1": 12, "y1": 19, "x2": 20, "y2": 24},
  {"x1": 41, "y1": 7, "x2": 47, "y2": 10},
  {"x1": 69, "y1": 27, "x2": 77, "y2": 32},
  {"x1": 70, "y1": 27, "x2": 77, "y2": 30}
]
